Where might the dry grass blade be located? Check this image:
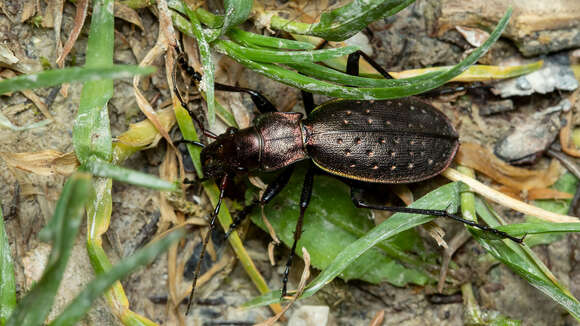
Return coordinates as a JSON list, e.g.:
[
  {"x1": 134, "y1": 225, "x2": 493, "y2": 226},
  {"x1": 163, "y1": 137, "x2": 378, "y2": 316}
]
[
  {"x1": 368, "y1": 310, "x2": 385, "y2": 326},
  {"x1": 443, "y1": 168, "x2": 579, "y2": 223},
  {"x1": 560, "y1": 90, "x2": 580, "y2": 157},
  {"x1": 132, "y1": 0, "x2": 176, "y2": 152},
  {"x1": 56, "y1": 0, "x2": 88, "y2": 66},
  {"x1": 0, "y1": 150, "x2": 78, "y2": 176},
  {"x1": 456, "y1": 142, "x2": 561, "y2": 191},
  {"x1": 423, "y1": 222, "x2": 447, "y2": 248},
  {"x1": 21, "y1": 89, "x2": 53, "y2": 120},
  {"x1": 437, "y1": 230, "x2": 471, "y2": 293}
]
